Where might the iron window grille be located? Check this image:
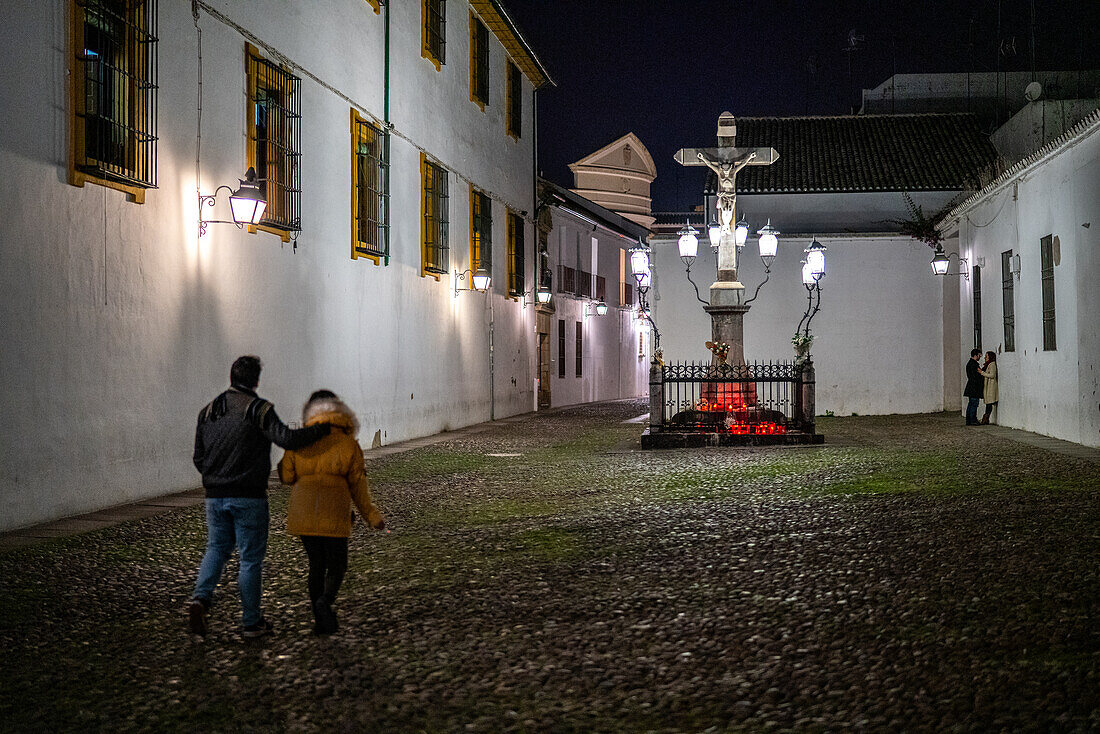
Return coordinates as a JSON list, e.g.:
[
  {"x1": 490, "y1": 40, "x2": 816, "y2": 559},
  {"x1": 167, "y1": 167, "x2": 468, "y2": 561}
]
[
  {"x1": 622, "y1": 281, "x2": 633, "y2": 307},
  {"x1": 972, "y1": 265, "x2": 982, "y2": 350},
  {"x1": 506, "y1": 61, "x2": 522, "y2": 137},
  {"x1": 557, "y1": 319, "x2": 566, "y2": 378},
  {"x1": 1040, "y1": 235, "x2": 1056, "y2": 350},
  {"x1": 576, "y1": 269, "x2": 593, "y2": 298},
  {"x1": 507, "y1": 210, "x2": 525, "y2": 296},
  {"x1": 353, "y1": 111, "x2": 388, "y2": 259},
  {"x1": 73, "y1": 0, "x2": 159, "y2": 190},
  {"x1": 247, "y1": 47, "x2": 301, "y2": 236},
  {"x1": 470, "y1": 15, "x2": 489, "y2": 106},
  {"x1": 595, "y1": 275, "x2": 607, "y2": 302},
  {"x1": 575, "y1": 322, "x2": 583, "y2": 377},
  {"x1": 423, "y1": 158, "x2": 449, "y2": 275},
  {"x1": 1001, "y1": 250, "x2": 1015, "y2": 352},
  {"x1": 560, "y1": 266, "x2": 576, "y2": 294},
  {"x1": 424, "y1": 0, "x2": 446, "y2": 66},
  {"x1": 471, "y1": 189, "x2": 492, "y2": 275}
]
